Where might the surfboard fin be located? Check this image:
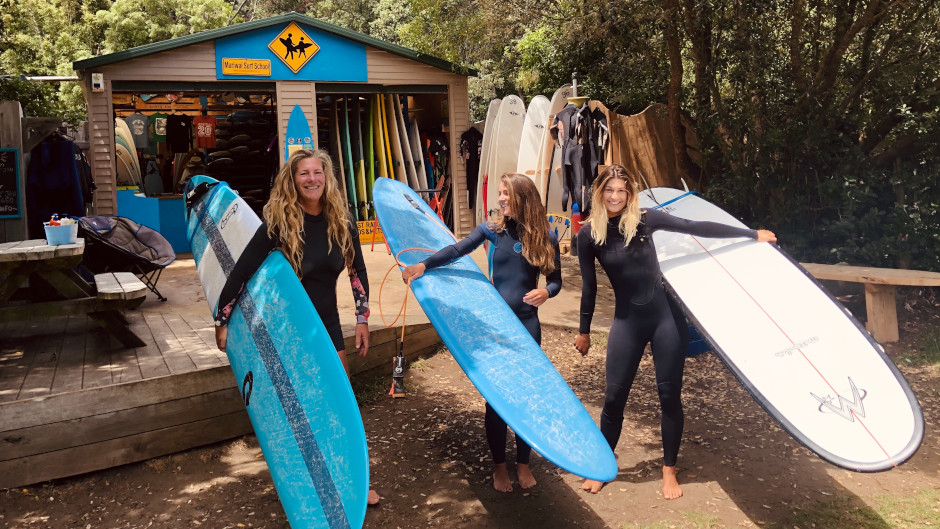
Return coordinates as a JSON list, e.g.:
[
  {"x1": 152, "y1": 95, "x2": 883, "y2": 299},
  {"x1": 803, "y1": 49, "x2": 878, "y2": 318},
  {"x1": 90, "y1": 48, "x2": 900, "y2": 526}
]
[{"x1": 389, "y1": 353, "x2": 406, "y2": 398}]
